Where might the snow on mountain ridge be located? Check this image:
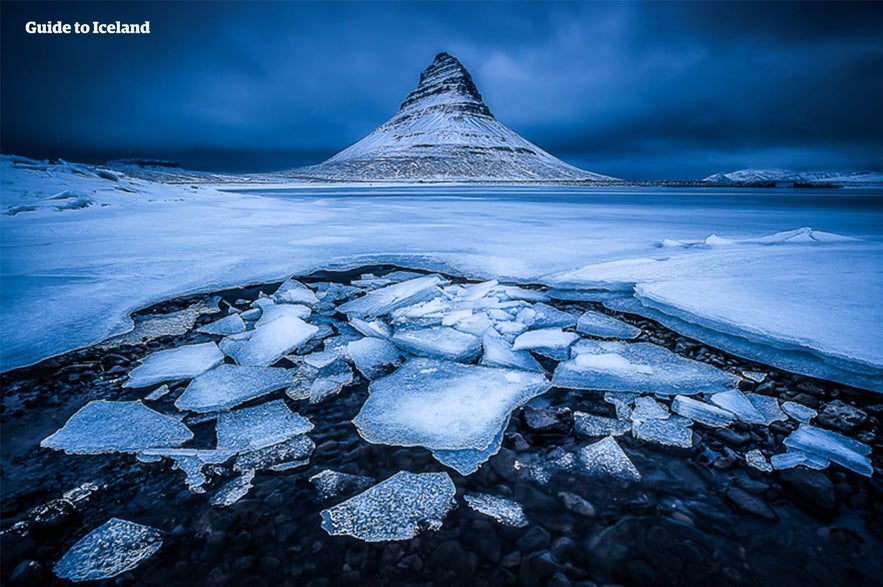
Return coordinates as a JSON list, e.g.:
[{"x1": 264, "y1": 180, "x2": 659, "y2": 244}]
[{"x1": 703, "y1": 169, "x2": 883, "y2": 186}]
